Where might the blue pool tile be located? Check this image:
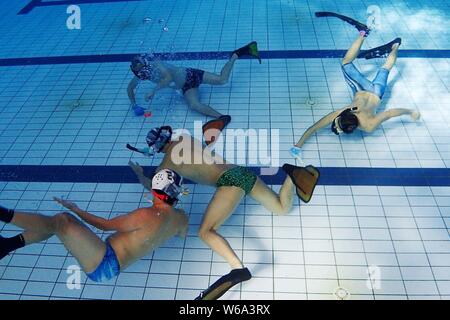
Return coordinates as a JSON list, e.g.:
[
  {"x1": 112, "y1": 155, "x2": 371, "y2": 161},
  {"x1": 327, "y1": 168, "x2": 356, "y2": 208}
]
[
  {"x1": 0, "y1": 280, "x2": 26, "y2": 294},
  {"x1": 143, "y1": 288, "x2": 176, "y2": 300},
  {"x1": 112, "y1": 286, "x2": 144, "y2": 300},
  {"x1": 23, "y1": 281, "x2": 55, "y2": 296},
  {"x1": 81, "y1": 285, "x2": 114, "y2": 300}
]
